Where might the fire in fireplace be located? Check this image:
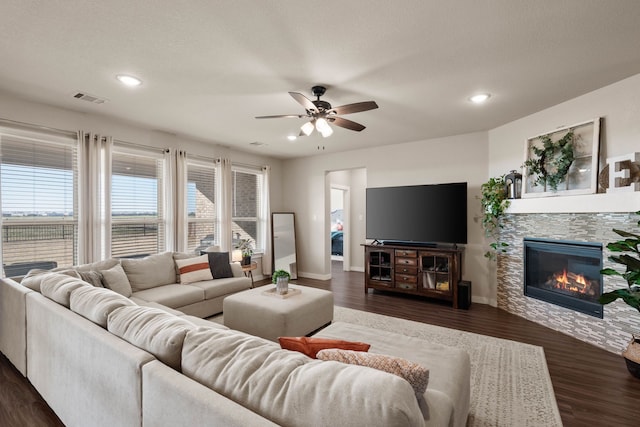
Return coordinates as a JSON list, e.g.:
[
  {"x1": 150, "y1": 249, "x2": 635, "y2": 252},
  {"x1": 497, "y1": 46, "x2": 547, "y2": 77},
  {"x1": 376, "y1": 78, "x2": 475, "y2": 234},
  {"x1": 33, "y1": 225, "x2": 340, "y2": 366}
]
[{"x1": 523, "y1": 238, "x2": 603, "y2": 318}]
